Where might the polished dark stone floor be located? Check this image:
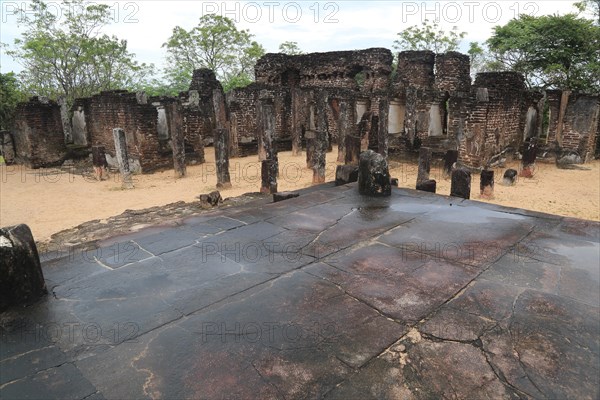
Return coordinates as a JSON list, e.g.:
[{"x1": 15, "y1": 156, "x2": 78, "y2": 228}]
[{"x1": 1, "y1": 183, "x2": 599, "y2": 399}]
